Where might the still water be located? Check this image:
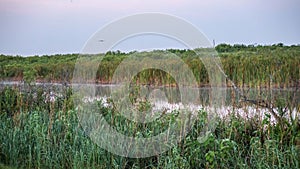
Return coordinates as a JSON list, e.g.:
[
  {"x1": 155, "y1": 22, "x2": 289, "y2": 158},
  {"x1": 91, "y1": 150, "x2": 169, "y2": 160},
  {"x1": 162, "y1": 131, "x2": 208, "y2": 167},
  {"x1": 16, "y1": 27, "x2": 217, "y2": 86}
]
[{"x1": 1, "y1": 81, "x2": 299, "y2": 106}]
